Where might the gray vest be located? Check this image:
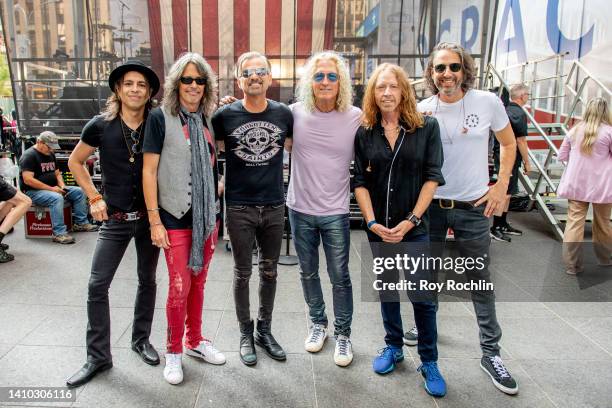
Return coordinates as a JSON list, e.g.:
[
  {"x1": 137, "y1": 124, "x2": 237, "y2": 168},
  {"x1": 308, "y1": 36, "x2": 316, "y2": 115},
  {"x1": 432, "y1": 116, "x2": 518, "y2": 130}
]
[{"x1": 157, "y1": 106, "x2": 215, "y2": 219}]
